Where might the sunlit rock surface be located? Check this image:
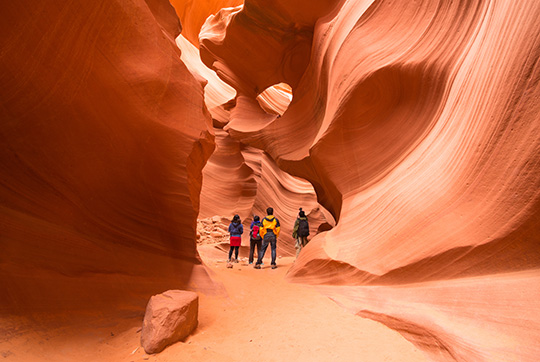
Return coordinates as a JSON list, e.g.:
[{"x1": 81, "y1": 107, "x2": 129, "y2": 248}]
[
  {"x1": 176, "y1": 34, "x2": 236, "y2": 108},
  {"x1": 0, "y1": 0, "x2": 214, "y2": 313},
  {"x1": 170, "y1": 0, "x2": 243, "y2": 45},
  {"x1": 199, "y1": 0, "x2": 540, "y2": 360}
]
